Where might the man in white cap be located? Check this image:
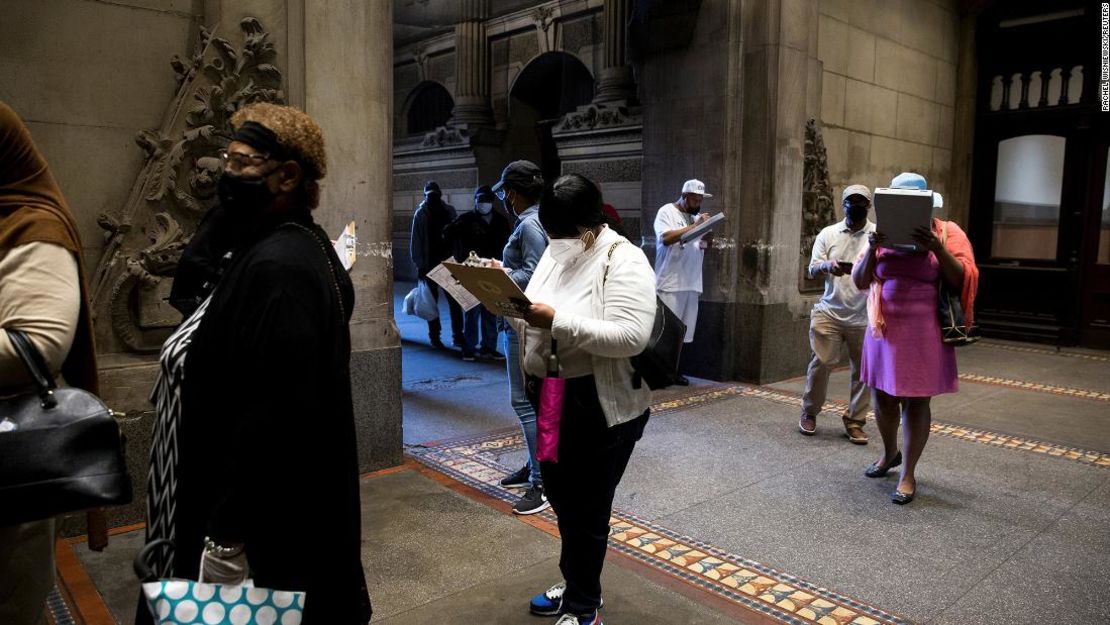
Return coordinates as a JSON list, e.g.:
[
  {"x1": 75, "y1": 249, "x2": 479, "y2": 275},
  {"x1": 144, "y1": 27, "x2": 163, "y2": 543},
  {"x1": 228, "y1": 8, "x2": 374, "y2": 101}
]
[
  {"x1": 799, "y1": 183, "x2": 876, "y2": 443},
  {"x1": 654, "y1": 179, "x2": 715, "y2": 385}
]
